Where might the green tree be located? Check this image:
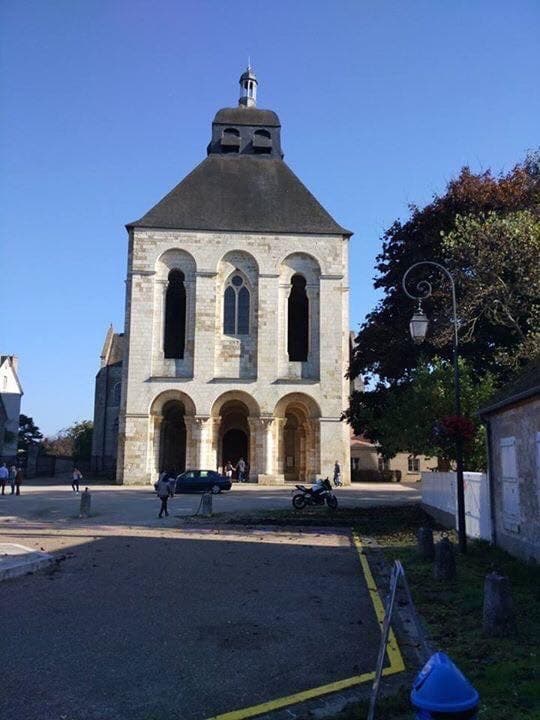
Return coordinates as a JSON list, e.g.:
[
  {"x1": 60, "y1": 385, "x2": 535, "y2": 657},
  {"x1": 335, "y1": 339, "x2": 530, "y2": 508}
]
[
  {"x1": 345, "y1": 359, "x2": 496, "y2": 471},
  {"x1": 441, "y1": 210, "x2": 540, "y2": 372},
  {"x1": 69, "y1": 420, "x2": 93, "y2": 462},
  {"x1": 18, "y1": 414, "x2": 43, "y2": 452},
  {"x1": 42, "y1": 420, "x2": 94, "y2": 461},
  {"x1": 349, "y1": 151, "x2": 540, "y2": 385}
]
